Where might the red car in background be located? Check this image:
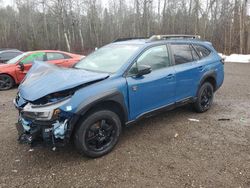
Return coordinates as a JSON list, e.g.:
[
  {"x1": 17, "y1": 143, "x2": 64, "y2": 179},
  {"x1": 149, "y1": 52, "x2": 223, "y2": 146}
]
[{"x1": 0, "y1": 50, "x2": 83, "y2": 90}]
